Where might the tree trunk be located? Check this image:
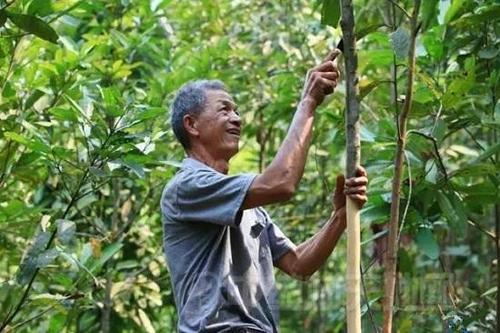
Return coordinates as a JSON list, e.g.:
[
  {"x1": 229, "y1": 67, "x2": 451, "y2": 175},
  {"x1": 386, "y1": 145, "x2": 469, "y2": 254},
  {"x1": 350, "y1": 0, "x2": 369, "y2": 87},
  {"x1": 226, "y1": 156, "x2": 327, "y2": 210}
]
[
  {"x1": 382, "y1": 1, "x2": 421, "y2": 332},
  {"x1": 340, "y1": 1, "x2": 361, "y2": 332}
]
